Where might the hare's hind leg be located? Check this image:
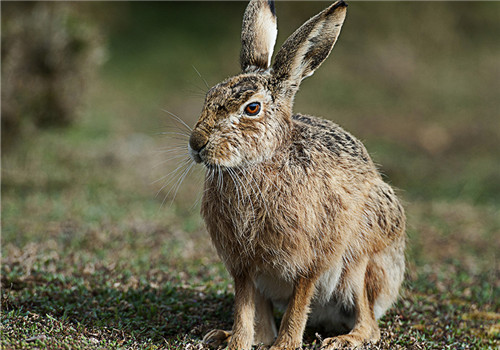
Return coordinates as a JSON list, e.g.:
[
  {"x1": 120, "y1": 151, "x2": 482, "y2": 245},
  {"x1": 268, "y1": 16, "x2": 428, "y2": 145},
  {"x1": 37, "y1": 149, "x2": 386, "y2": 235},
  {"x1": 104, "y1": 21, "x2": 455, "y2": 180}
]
[
  {"x1": 320, "y1": 257, "x2": 379, "y2": 349},
  {"x1": 321, "y1": 238, "x2": 405, "y2": 349},
  {"x1": 254, "y1": 289, "x2": 278, "y2": 345},
  {"x1": 372, "y1": 236, "x2": 405, "y2": 321},
  {"x1": 203, "y1": 279, "x2": 277, "y2": 349},
  {"x1": 270, "y1": 275, "x2": 319, "y2": 350}
]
